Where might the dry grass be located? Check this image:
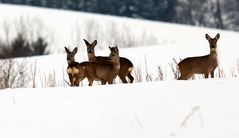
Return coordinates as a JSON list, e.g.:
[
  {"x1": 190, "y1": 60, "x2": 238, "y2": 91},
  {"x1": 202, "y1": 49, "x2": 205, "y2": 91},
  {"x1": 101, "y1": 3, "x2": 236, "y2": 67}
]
[
  {"x1": 0, "y1": 58, "x2": 30, "y2": 89},
  {"x1": 133, "y1": 65, "x2": 143, "y2": 83},
  {"x1": 2, "y1": 58, "x2": 239, "y2": 89},
  {"x1": 155, "y1": 65, "x2": 164, "y2": 81}
]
